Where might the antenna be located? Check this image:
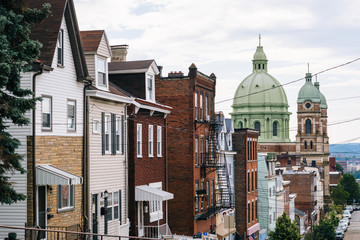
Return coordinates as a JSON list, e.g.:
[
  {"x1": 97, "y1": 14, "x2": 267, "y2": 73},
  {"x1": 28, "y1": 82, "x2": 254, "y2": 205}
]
[
  {"x1": 307, "y1": 63, "x2": 310, "y2": 73},
  {"x1": 259, "y1": 34, "x2": 261, "y2": 46}
]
